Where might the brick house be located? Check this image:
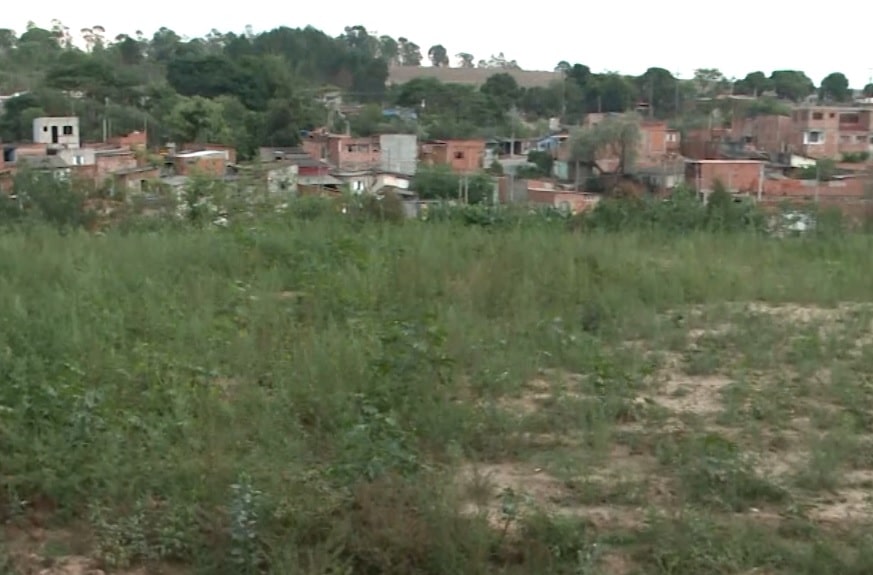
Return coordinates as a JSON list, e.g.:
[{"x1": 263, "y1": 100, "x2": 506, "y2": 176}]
[
  {"x1": 419, "y1": 140, "x2": 485, "y2": 173},
  {"x1": 173, "y1": 150, "x2": 227, "y2": 177},
  {"x1": 638, "y1": 121, "x2": 681, "y2": 159},
  {"x1": 95, "y1": 149, "x2": 138, "y2": 182},
  {"x1": 526, "y1": 180, "x2": 600, "y2": 214},
  {"x1": 302, "y1": 134, "x2": 381, "y2": 171},
  {"x1": 181, "y1": 142, "x2": 237, "y2": 165},
  {"x1": 685, "y1": 159, "x2": 765, "y2": 196},
  {"x1": 788, "y1": 106, "x2": 873, "y2": 159},
  {"x1": 731, "y1": 115, "x2": 793, "y2": 154},
  {"x1": 113, "y1": 166, "x2": 160, "y2": 194}
]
